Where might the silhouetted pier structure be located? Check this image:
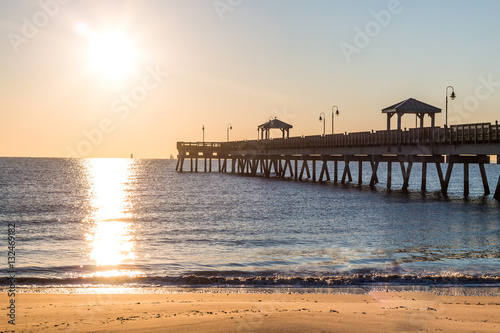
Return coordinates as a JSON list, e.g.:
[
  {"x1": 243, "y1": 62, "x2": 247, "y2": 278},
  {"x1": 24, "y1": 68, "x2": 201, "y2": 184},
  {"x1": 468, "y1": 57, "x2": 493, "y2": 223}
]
[
  {"x1": 177, "y1": 122, "x2": 500, "y2": 199},
  {"x1": 176, "y1": 99, "x2": 500, "y2": 199}
]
